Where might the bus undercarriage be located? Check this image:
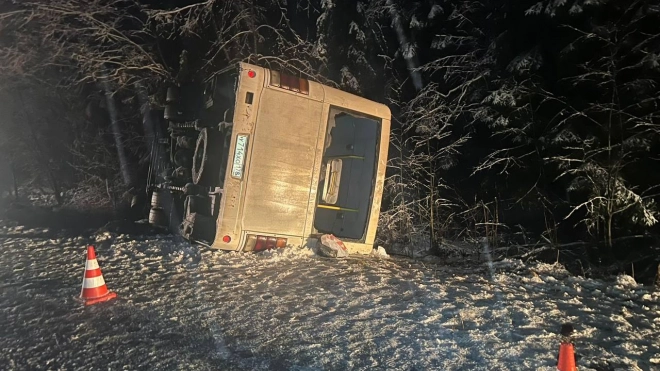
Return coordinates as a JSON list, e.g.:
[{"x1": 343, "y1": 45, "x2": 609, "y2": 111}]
[{"x1": 147, "y1": 75, "x2": 235, "y2": 245}]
